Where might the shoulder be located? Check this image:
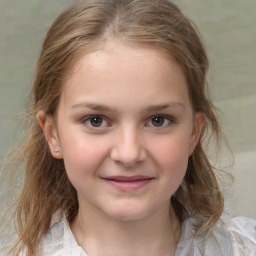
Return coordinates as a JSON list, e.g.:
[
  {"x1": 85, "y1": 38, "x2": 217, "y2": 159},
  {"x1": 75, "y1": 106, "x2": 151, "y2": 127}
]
[
  {"x1": 204, "y1": 215, "x2": 256, "y2": 256},
  {"x1": 177, "y1": 215, "x2": 256, "y2": 256},
  {"x1": 224, "y1": 215, "x2": 256, "y2": 254},
  {"x1": 38, "y1": 210, "x2": 65, "y2": 255},
  {"x1": 38, "y1": 210, "x2": 86, "y2": 256}
]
